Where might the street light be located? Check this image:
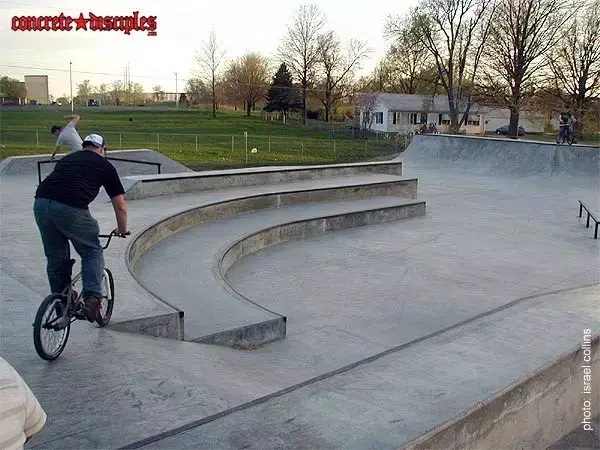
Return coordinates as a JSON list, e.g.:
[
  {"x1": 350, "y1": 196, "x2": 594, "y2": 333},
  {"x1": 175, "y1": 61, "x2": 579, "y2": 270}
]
[
  {"x1": 69, "y1": 61, "x2": 73, "y2": 111},
  {"x1": 174, "y1": 72, "x2": 178, "y2": 108}
]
